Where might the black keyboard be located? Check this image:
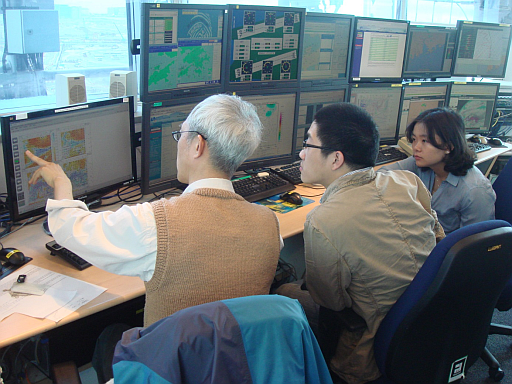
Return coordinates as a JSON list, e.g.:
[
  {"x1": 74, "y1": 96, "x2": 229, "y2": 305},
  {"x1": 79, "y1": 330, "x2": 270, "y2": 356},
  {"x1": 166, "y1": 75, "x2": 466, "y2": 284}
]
[
  {"x1": 232, "y1": 173, "x2": 294, "y2": 202},
  {"x1": 46, "y1": 240, "x2": 92, "y2": 271},
  {"x1": 468, "y1": 142, "x2": 492, "y2": 153},
  {"x1": 376, "y1": 146, "x2": 408, "y2": 165},
  {"x1": 271, "y1": 163, "x2": 302, "y2": 184}
]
